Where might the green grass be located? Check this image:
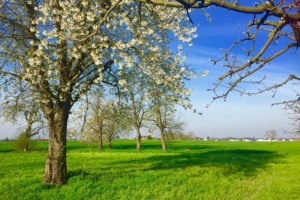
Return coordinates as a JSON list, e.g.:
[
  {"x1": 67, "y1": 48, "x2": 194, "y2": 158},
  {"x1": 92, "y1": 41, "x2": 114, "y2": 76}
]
[{"x1": 0, "y1": 140, "x2": 300, "y2": 200}]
